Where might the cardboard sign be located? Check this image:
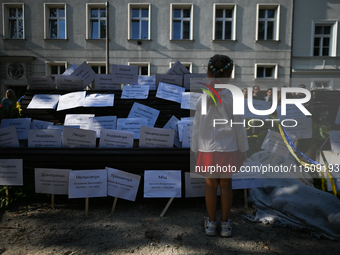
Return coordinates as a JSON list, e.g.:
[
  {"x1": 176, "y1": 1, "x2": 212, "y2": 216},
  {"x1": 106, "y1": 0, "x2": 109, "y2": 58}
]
[
  {"x1": 27, "y1": 94, "x2": 60, "y2": 109},
  {"x1": 35, "y1": 168, "x2": 70, "y2": 194},
  {"x1": 139, "y1": 126, "x2": 175, "y2": 148},
  {"x1": 284, "y1": 117, "x2": 312, "y2": 139},
  {"x1": 138, "y1": 76, "x2": 156, "y2": 90},
  {"x1": 144, "y1": 170, "x2": 181, "y2": 198},
  {"x1": 181, "y1": 126, "x2": 191, "y2": 148},
  {"x1": 155, "y1": 74, "x2": 183, "y2": 88},
  {"x1": 57, "y1": 91, "x2": 86, "y2": 111},
  {"x1": 99, "y1": 129, "x2": 134, "y2": 148},
  {"x1": 0, "y1": 126, "x2": 19, "y2": 147},
  {"x1": 107, "y1": 167, "x2": 141, "y2": 201},
  {"x1": 117, "y1": 118, "x2": 147, "y2": 139},
  {"x1": 26, "y1": 76, "x2": 55, "y2": 90},
  {"x1": 232, "y1": 161, "x2": 263, "y2": 189},
  {"x1": 177, "y1": 119, "x2": 191, "y2": 142},
  {"x1": 0, "y1": 118, "x2": 31, "y2": 140},
  {"x1": 83, "y1": 94, "x2": 114, "y2": 107},
  {"x1": 28, "y1": 129, "x2": 62, "y2": 148},
  {"x1": 0, "y1": 159, "x2": 23, "y2": 186},
  {"x1": 329, "y1": 131, "x2": 340, "y2": 154},
  {"x1": 277, "y1": 104, "x2": 307, "y2": 120},
  {"x1": 181, "y1": 92, "x2": 201, "y2": 110},
  {"x1": 62, "y1": 127, "x2": 96, "y2": 148},
  {"x1": 121, "y1": 85, "x2": 149, "y2": 99},
  {"x1": 95, "y1": 74, "x2": 121, "y2": 90},
  {"x1": 185, "y1": 172, "x2": 221, "y2": 198},
  {"x1": 183, "y1": 74, "x2": 207, "y2": 89},
  {"x1": 128, "y1": 102, "x2": 160, "y2": 127},
  {"x1": 64, "y1": 114, "x2": 95, "y2": 130},
  {"x1": 163, "y1": 115, "x2": 181, "y2": 147},
  {"x1": 68, "y1": 169, "x2": 107, "y2": 198},
  {"x1": 244, "y1": 99, "x2": 271, "y2": 119},
  {"x1": 89, "y1": 116, "x2": 117, "y2": 138},
  {"x1": 70, "y1": 61, "x2": 96, "y2": 88},
  {"x1": 62, "y1": 63, "x2": 78, "y2": 76},
  {"x1": 261, "y1": 130, "x2": 290, "y2": 157},
  {"x1": 111, "y1": 64, "x2": 138, "y2": 84},
  {"x1": 55, "y1": 75, "x2": 83, "y2": 90},
  {"x1": 166, "y1": 61, "x2": 191, "y2": 75},
  {"x1": 156, "y1": 82, "x2": 185, "y2": 103},
  {"x1": 30, "y1": 120, "x2": 54, "y2": 130}
]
